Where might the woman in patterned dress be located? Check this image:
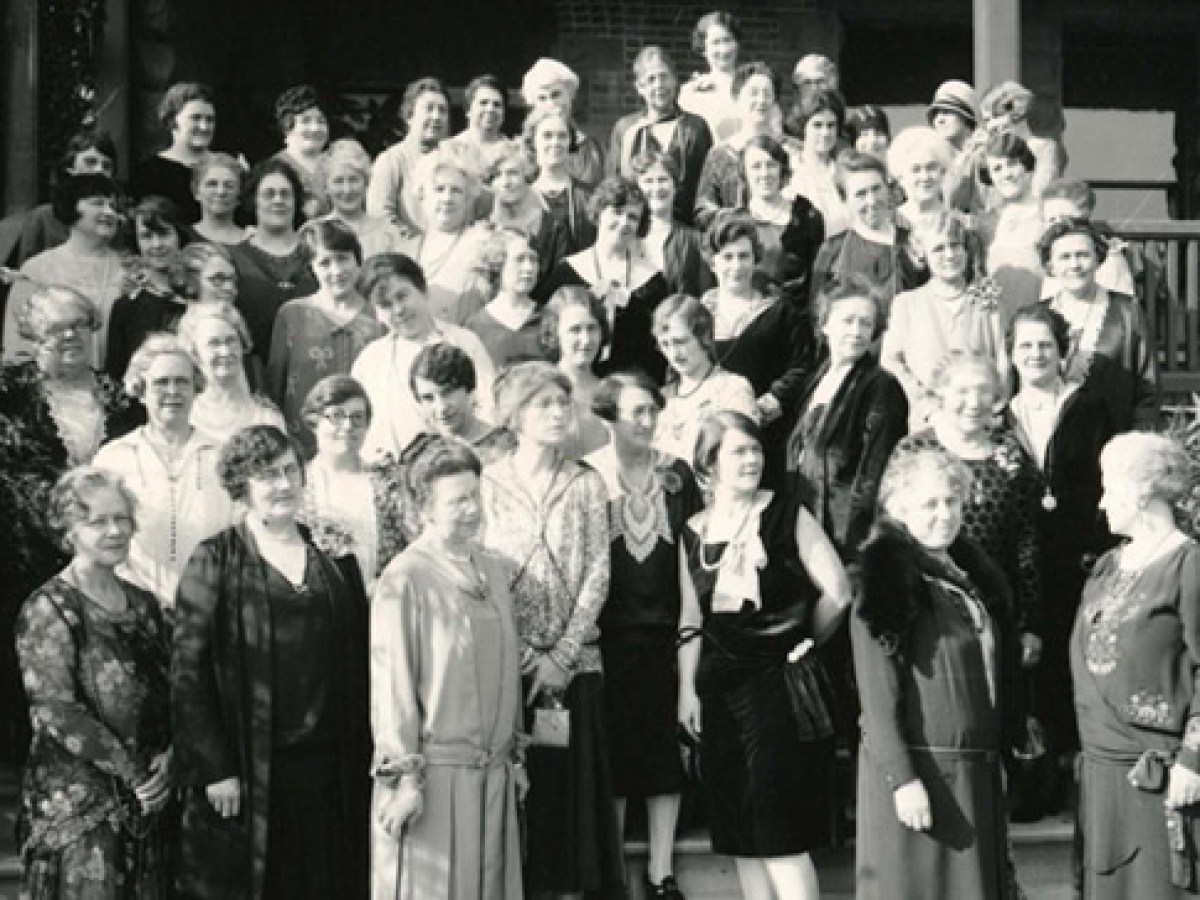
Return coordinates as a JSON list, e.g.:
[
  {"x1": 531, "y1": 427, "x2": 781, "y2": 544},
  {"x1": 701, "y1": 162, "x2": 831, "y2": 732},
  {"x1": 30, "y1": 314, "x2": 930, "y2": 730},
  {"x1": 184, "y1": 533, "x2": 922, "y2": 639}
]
[
  {"x1": 1072, "y1": 432, "x2": 1200, "y2": 899},
  {"x1": 480, "y1": 361, "x2": 625, "y2": 899},
  {"x1": 16, "y1": 467, "x2": 174, "y2": 898}
]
